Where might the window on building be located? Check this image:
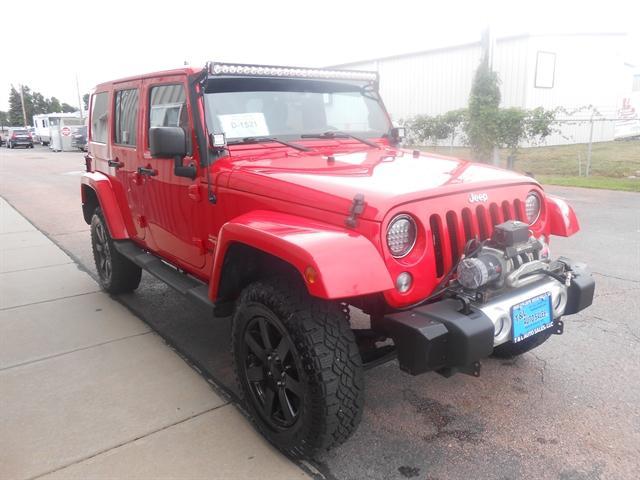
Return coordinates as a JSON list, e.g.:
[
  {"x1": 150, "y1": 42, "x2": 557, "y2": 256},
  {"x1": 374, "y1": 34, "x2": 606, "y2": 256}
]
[
  {"x1": 633, "y1": 75, "x2": 640, "y2": 92},
  {"x1": 149, "y1": 84, "x2": 190, "y2": 153},
  {"x1": 535, "y1": 51, "x2": 556, "y2": 89},
  {"x1": 91, "y1": 92, "x2": 109, "y2": 143},
  {"x1": 114, "y1": 89, "x2": 139, "y2": 146}
]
